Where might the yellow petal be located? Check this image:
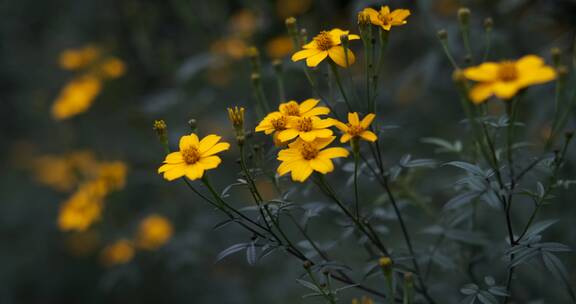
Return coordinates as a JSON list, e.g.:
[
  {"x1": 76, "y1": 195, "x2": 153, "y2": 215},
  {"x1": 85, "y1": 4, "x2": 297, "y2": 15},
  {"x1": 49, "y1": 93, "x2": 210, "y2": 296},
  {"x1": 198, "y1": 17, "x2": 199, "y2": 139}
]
[
  {"x1": 299, "y1": 98, "x2": 320, "y2": 113},
  {"x1": 185, "y1": 164, "x2": 204, "y2": 180},
  {"x1": 277, "y1": 160, "x2": 297, "y2": 175},
  {"x1": 516, "y1": 55, "x2": 544, "y2": 72},
  {"x1": 463, "y1": 63, "x2": 499, "y2": 82},
  {"x1": 318, "y1": 147, "x2": 349, "y2": 159},
  {"x1": 201, "y1": 142, "x2": 230, "y2": 157},
  {"x1": 340, "y1": 133, "x2": 352, "y2": 143},
  {"x1": 291, "y1": 161, "x2": 313, "y2": 182},
  {"x1": 493, "y1": 82, "x2": 520, "y2": 100},
  {"x1": 314, "y1": 118, "x2": 335, "y2": 129},
  {"x1": 278, "y1": 129, "x2": 299, "y2": 142},
  {"x1": 328, "y1": 47, "x2": 355, "y2": 67},
  {"x1": 303, "y1": 106, "x2": 330, "y2": 117},
  {"x1": 519, "y1": 66, "x2": 556, "y2": 86},
  {"x1": 179, "y1": 134, "x2": 199, "y2": 151},
  {"x1": 311, "y1": 128, "x2": 333, "y2": 139},
  {"x1": 334, "y1": 120, "x2": 348, "y2": 132},
  {"x1": 164, "y1": 152, "x2": 184, "y2": 164},
  {"x1": 328, "y1": 28, "x2": 349, "y2": 44},
  {"x1": 315, "y1": 136, "x2": 336, "y2": 149},
  {"x1": 292, "y1": 49, "x2": 320, "y2": 62},
  {"x1": 158, "y1": 163, "x2": 184, "y2": 173},
  {"x1": 163, "y1": 167, "x2": 186, "y2": 181},
  {"x1": 390, "y1": 9, "x2": 410, "y2": 24},
  {"x1": 310, "y1": 158, "x2": 334, "y2": 174},
  {"x1": 348, "y1": 34, "x2": 360, "y2": 40},
  {"x1": 360, "y1": 131, "x2": 378, "y2": 142},
  {"x1": 380, "y1": 6, "x2": 391, "y2": 15},
  {"x1": 198, "y1": 156, "x2": 221, "y2": 169},
  {"x1": 348, "y1": 112, "x2": 360, "y2": 125},
  {"x1": 299, "y1": 131, "x2": 316, "y2": 142},
  {"x1": 469, "y1": 83, "x2": 495, "y2": 104},
  {"x1": 360, "y1": 113, "x2": 376, "y2": 128},
  {"x1": 306, "y1": 51, "x2": 328, "y2": 67},
  {"x1": 198, "y1": 135, "x2": 222, "y2": 154}
]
